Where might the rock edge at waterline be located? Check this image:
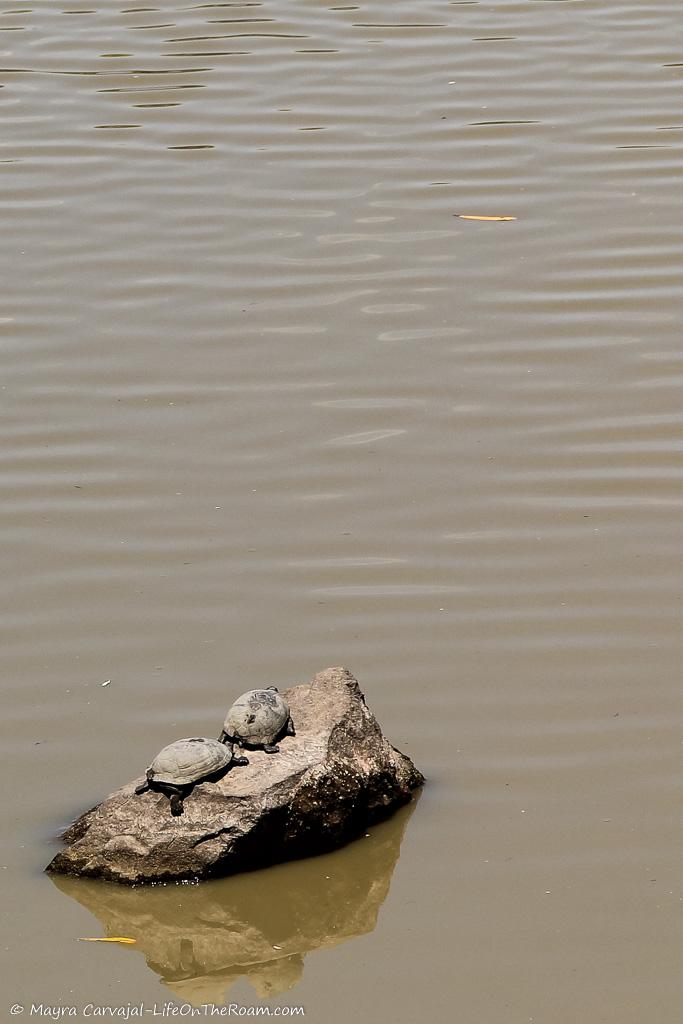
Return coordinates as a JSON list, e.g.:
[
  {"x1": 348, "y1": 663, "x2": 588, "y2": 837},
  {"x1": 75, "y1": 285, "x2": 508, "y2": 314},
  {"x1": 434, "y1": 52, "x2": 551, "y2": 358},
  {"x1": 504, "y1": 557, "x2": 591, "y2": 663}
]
[{"x1": 46, "y1": 667, "x2": 424, "y2": 884}]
